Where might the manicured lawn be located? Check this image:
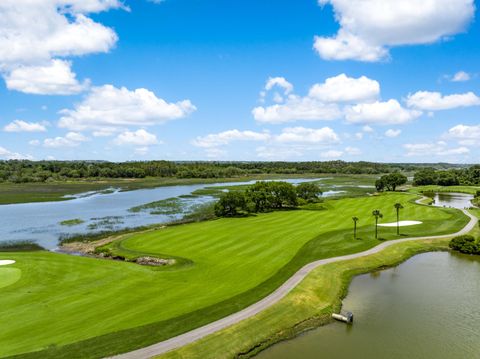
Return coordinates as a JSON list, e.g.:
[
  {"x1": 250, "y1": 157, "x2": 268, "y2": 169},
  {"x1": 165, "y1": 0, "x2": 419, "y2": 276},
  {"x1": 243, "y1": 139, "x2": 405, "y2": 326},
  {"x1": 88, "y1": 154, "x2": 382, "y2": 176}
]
[
  {"x1": 0, "y1": 193, "x2": 468, "y2": 358},
  {"x1": 409, "y1": 184, "x2": 480, "y2": 195}
]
